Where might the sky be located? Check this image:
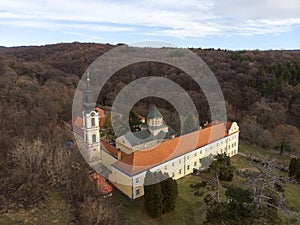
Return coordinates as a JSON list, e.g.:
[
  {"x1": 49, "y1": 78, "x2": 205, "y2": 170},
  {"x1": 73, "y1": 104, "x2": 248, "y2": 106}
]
[{"x1": 0, "y1": 0, "x2": 300, "y2": 50}]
